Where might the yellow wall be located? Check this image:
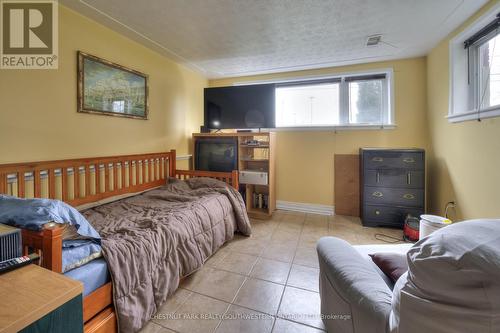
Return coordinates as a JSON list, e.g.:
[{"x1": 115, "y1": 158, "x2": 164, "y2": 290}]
[
  {"x1": 4, "y1": 2, "x2": 496, "y2": 219},
  {"x1": 426, "y1": 0, "x2": 500, "y2": 220},
  {"x1": 0, "y1": 5, "x2": 207, "y2": 166},
  {"x1": 210, "y1": 58, "x2": 429, "y2": 206}
]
